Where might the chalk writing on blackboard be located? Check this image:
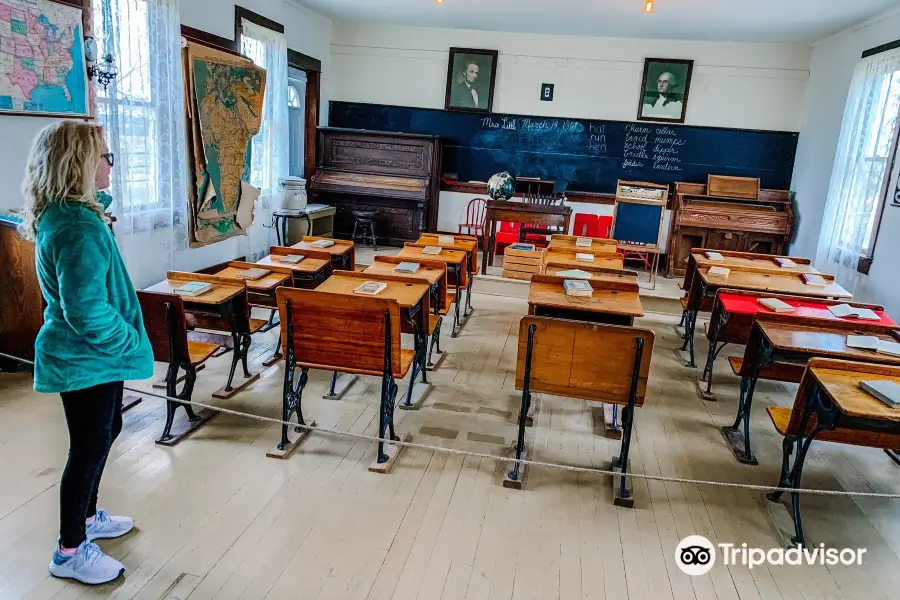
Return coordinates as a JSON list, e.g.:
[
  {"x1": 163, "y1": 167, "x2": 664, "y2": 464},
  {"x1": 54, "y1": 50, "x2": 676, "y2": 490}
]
[
  {"x1": 588, "y1": 123, "x2": 607, "y2": 153},
  {"x1": 482, "y1": 117, "x2": 518, "y2": 130},
  {"x1": 651, "y1": 126, "x2": 685, "y2": 172}
]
